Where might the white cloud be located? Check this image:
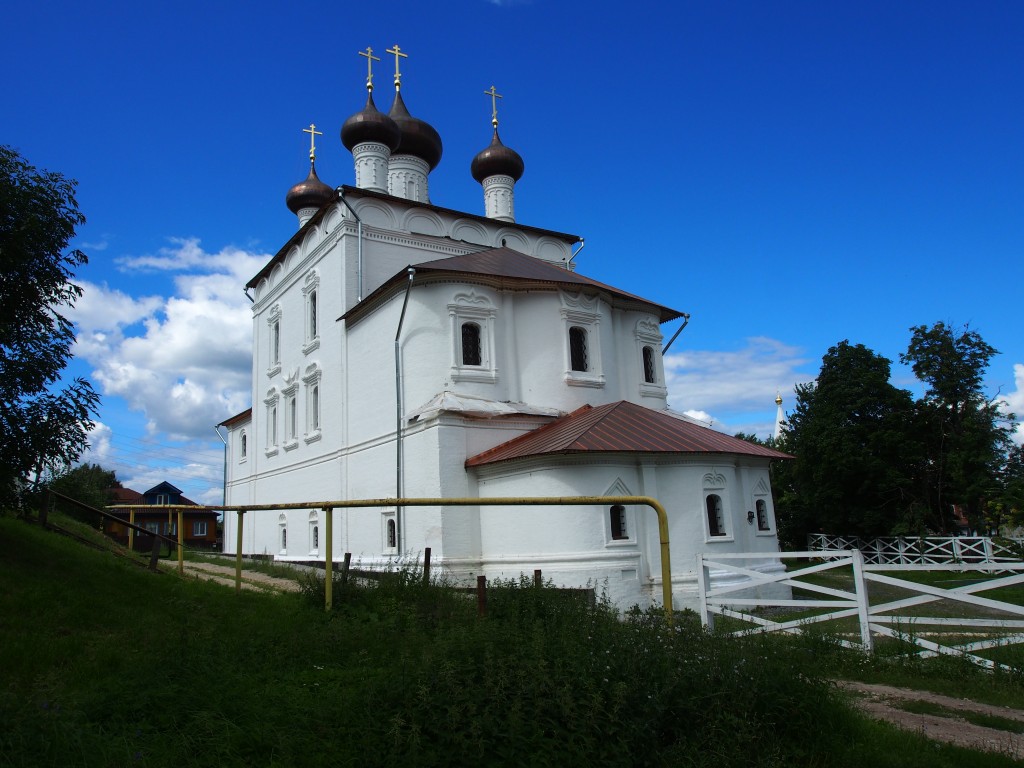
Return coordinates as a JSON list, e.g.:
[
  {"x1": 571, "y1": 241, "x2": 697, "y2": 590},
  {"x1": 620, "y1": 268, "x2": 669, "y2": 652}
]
[
  {"x1": 73, "y1": 239, "x2": 268, "y2": 442},
  {"x1": 665, "y1": 336, "x2": 811, "y2": 416},
  {"x1": 1000, "y1": 363, "x2": 1024, "y2": 445}
]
